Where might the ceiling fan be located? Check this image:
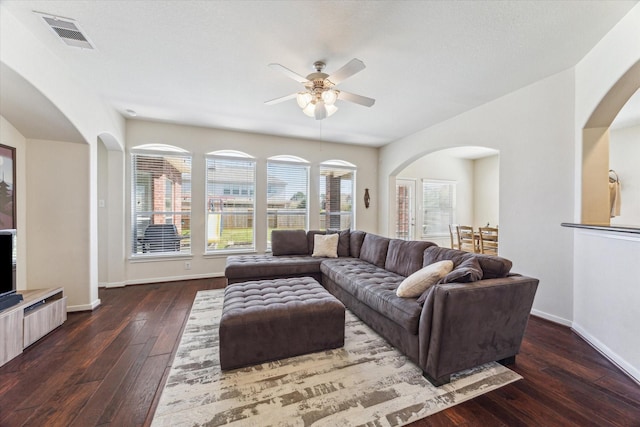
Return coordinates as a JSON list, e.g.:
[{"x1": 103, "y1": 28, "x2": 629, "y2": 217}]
[{"x1": 265, "y1": 58, "x2": 375, "y2": 120}]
